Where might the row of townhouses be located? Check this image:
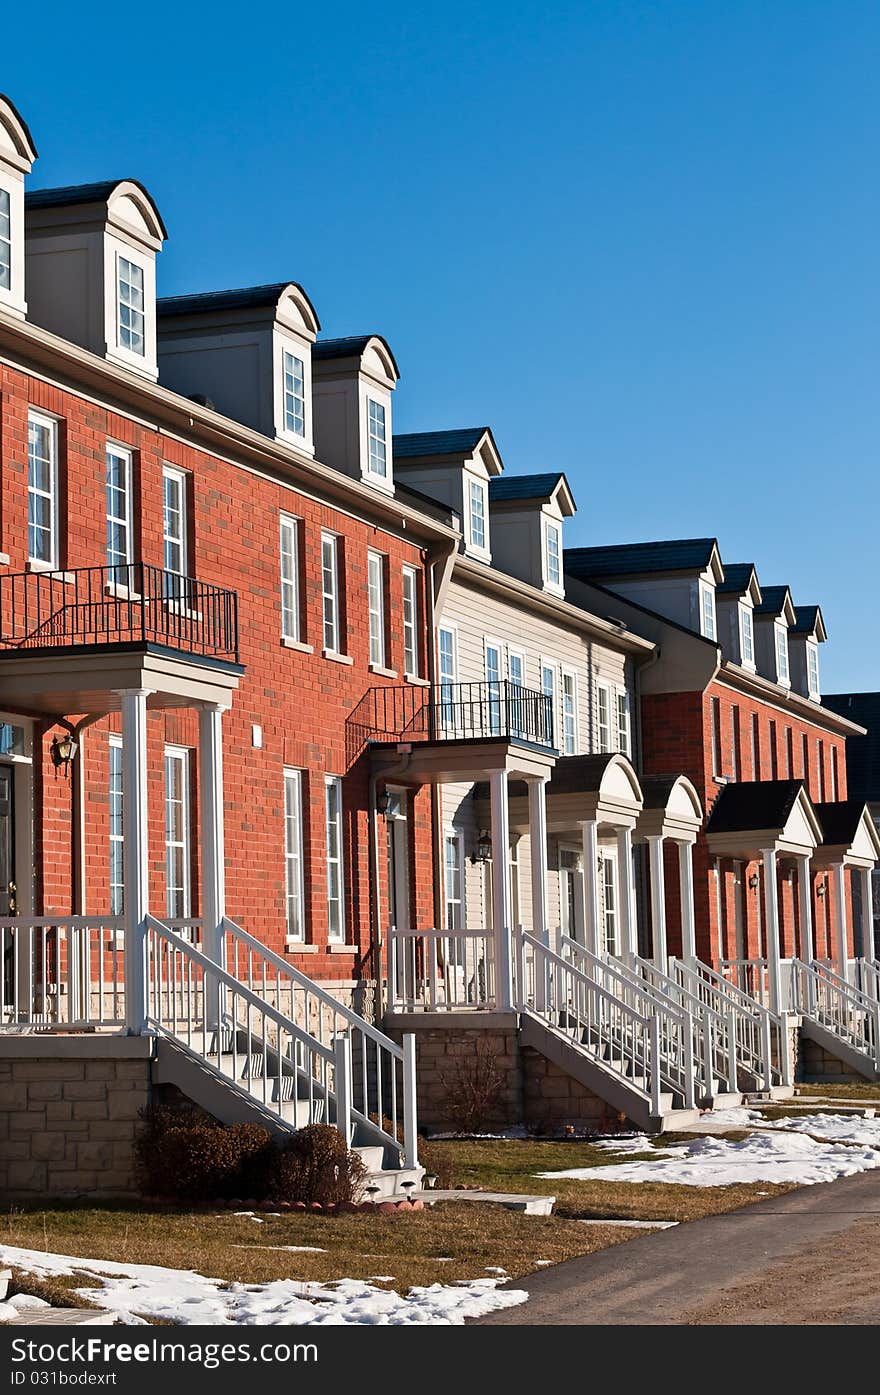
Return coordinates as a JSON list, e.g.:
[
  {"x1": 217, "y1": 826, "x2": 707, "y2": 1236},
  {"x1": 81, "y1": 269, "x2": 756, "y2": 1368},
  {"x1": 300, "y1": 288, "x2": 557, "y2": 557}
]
[{"x1": 1, "y1": 93, "x2": 879, "y2": 1199}]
